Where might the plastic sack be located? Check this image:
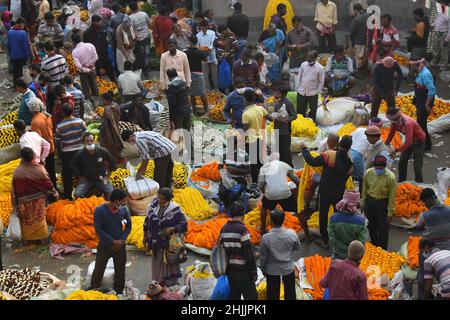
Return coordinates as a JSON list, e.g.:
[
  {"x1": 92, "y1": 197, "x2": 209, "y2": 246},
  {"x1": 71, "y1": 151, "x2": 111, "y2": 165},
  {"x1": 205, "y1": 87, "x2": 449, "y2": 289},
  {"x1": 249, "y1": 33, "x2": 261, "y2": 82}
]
[
  {"x1": 286, "y1": 91, "x2": 297, "y2": 106},
  {"x1": 185, "y1": 261, "x2": 217, "y2": 300},
  {"x1": 428, "y1": 113, "x2": 450, "y2": 134},
  {"x1": 0, "y1": 143, "x2": 20, "y2": 165},
  {"x1": 218, "y1": 59, "x2": 232, "y2": 92},
  {"x1": 84, "y1": 258, "x2": 115, "y2": 289},
  {"x1": 389, "y1": 283, "x2": 411, "y2": 300},
  {"x1": 316, "y1": 97, "x2": 360, "y2": 126},
  {"x1": 434, "y1": 167, "x2": 450, "y2": 201},
  {"x1": 210, "y1": 275, "x2": 230, "y2": 300},
  {"x1": 145, "y1": 101, "x2": 164, "y2": 131},
  {"x1": 220, "y1": 168, "x2": 237, "y2": 189},
  {"x1": 124, "y1": 176, "x2": 159, "y2": 200},
  {"x1": 128, "y1": 195, "x2": 156, "y2": 216},
  {"x1": 385, "y1": 270, "x2": 404, "y2": 292},
  {"x1": 5, "y1": 208, "x2": 22, "y2": 241},
  {"x1": 350, "y1": 103, "x2": 370, "y2": 126}
]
